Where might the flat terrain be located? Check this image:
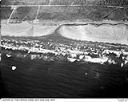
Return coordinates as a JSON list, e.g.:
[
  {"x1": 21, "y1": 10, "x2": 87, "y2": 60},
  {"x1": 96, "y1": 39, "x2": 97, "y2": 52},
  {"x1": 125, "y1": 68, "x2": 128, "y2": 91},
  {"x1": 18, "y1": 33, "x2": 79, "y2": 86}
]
[{"x1": 1, "y1": 20, "x2": 128, "y2": 45}]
